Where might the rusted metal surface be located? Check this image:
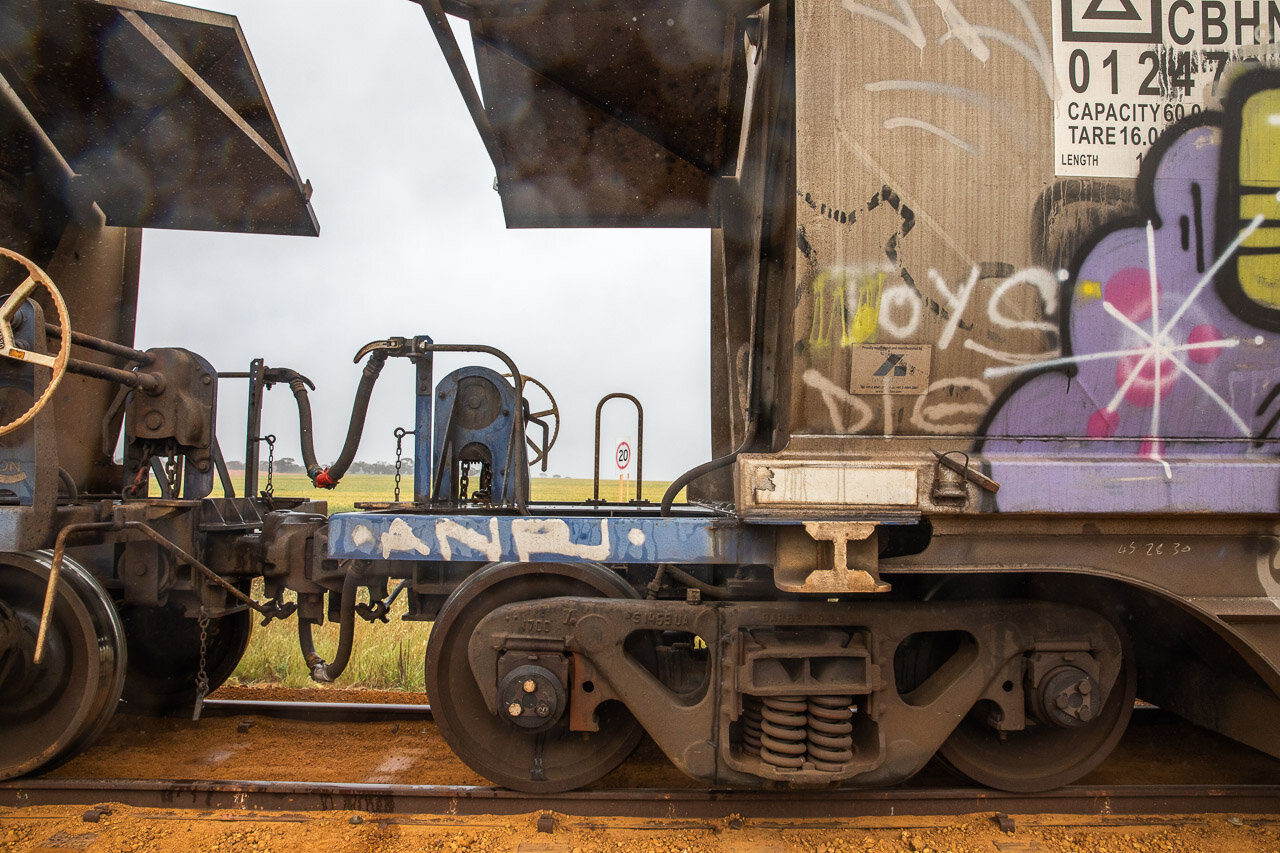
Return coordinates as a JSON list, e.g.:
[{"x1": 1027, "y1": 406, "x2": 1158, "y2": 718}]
[
  {"x1": 42, "y1": 225, "x2": 145, "y2": 496},
  {"x1": 467, "y1": 594, "x2": 1129, "y2": 789},
  {"x1": 433, "y1": 0, "x2": 758, "y2": 227},
  {"x1": 0, "y1": 0, "x2": 317, "y2": 236},
  {"x1": 45, "y1": 325, "x2": 152, "y2": 367},
  {"x1": 3, "y1": 778, "x2": 1280, "y2": 818}
]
